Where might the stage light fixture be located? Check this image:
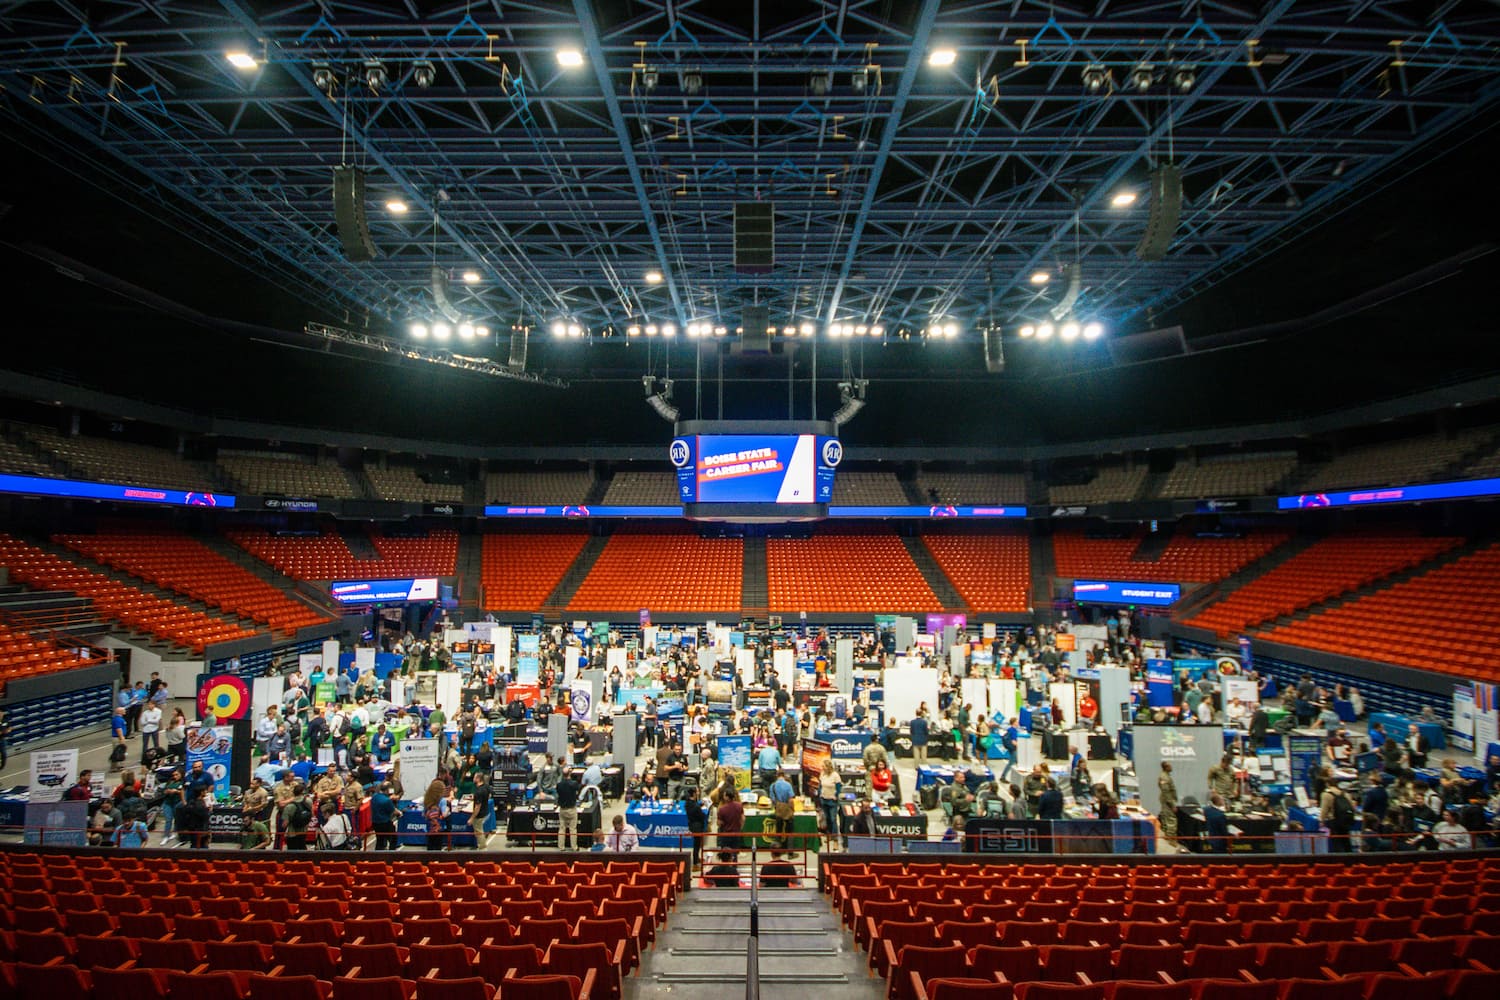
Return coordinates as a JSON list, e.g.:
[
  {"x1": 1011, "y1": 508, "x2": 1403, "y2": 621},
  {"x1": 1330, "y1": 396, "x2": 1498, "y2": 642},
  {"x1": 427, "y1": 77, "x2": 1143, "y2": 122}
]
[
  {"x1": 432, "y1": 321, "x2": 451, "y2": 340},
  {"x1": 661, "y1": 323, "x2": 677, "y2": 338},
  {"x1": 714, "y1": 326, "x2": 727, "y2": 336},
  {"x1": 365, "y1": 60, "x2": 388, "y2": 90},
  {"x1": 551, "y1": 321, "x2": 567, "y2": 338},
  {"x1": 458, "y1": 322, "x2": 475, "y2": 339},
  {"x1": 412, "y1": 61, "x2": 436, "y2": 88},
  {"x1": 1082, "y1": 63, "x2": 1110, "y2": 93},
  {"x1": 567, "y1": 324, "x2": 582, "y2": 338},
  {"x1": 462, "y1": 270, "x2": 480, "y2": 284},
  {"x1": 944, "y1": 323, "x2": 958, "y2": 338},
  {"x1": 1036, "y1": 322, "x2": 1054, "y2": 339},
  {"x1": 1018, "y1": 325, "x2": 1035, "y2": 338},
  {"x1": 556, "y1": 48, "x2": 584, "y2": 68},
  {"x1": 645, "y1": 324, "x2": 658, "y2": 336},
  {"x1": 627, "y1": 325, "x2": 642, "y2": 337},
  {"x1": 928, "y1": 48, "x2": 957, "y2": 67},
  {"x1": 800, "y1": 322, "x2": 815, "y2": 337},
  {"x1": 686, "y1": 323, "x2": 700, "y2": 337},
  {"x1": 851, "y1": 67, "x2": 868, "y2": 93},
  {"x1": 1111, "y1": 190, "x2": 1138, "y2": 208},
  {"x1": 385, "y1": 199, "x2": 408, "y2": 214},
  {"x1": 312, "y1": 63, "x2": 335, "y2": 92},
  {"x1": 1082, "y1": 322, "x2": 1104, "y2": 340},
  {"x1": 475, "y1": 325, "x2": 490, "y2": 337},
  {"x1": 1171, "y1": 65, "x2": 1197, "y2": 93},
  {"x1": 682, "y1": 68, "x2": 702, "y2": 95},
  {"x1": 1129, "y1": 62, "x2": 1154, "y2": 92},
  {"x1": 1030, "y1": 271, "x2": 1050, "y2": 285},
  {"x1": 810, "y1": 71, "x2": 832, "y2": 96},
  {"x1": 642, "y1": 67, "x2": 659, "y2": 90},
  {"x1": 855, "y1": 324, "x2": 868, "y2": 336},
  {"x1": 1060, "y1": 321, "x2": 1080, "y2": 341},
  {"x1": 226, "y1": 51, "x2": 258, "y2": 71},
  {"x1": 644, "y1": 270, "x2": 663, "y2": 284},
  {"x1": 409, "y1": 322, "x2": 428, "y2": 339},
  {"x1": 783, "y1": 326, "x2": 796, "y2": 336},
  {"x1": 871, "y1": 325, "x2": 885, "y2": 337},
  {"x1": 829, "y1": 324, "x2": 843, "y2": 337}
]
